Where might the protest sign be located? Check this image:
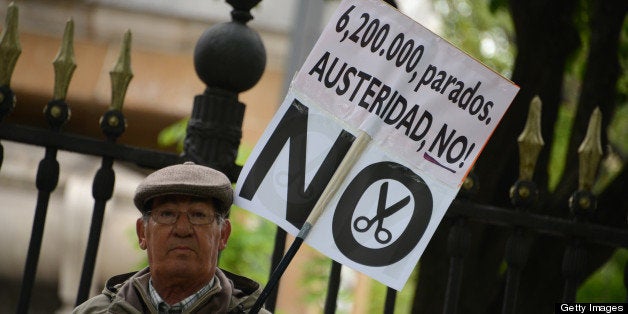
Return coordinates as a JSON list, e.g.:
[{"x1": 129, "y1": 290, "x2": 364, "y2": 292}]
[{"x1": 235, "y1": 0, "x2": 519, "y2": 291}]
